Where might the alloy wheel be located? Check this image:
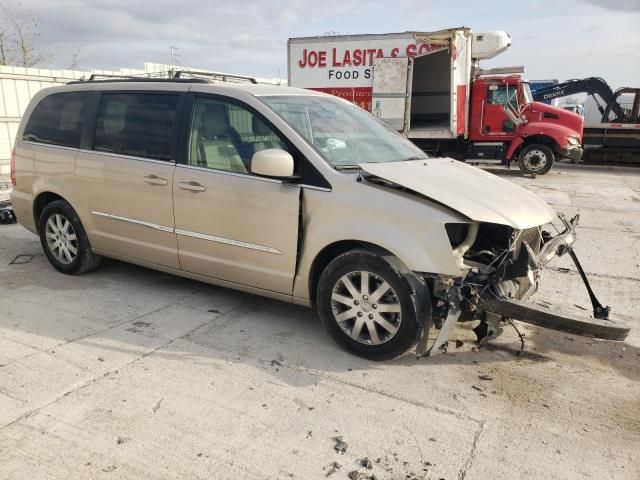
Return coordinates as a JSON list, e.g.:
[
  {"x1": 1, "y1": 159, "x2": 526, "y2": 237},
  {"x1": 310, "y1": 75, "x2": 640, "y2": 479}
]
[
  {"x1": 45, "y1": 213, "x2": 78, "y2": 265},
  {"x1": 330, "y1": 270, "x2": 402, "y2": 345}
]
